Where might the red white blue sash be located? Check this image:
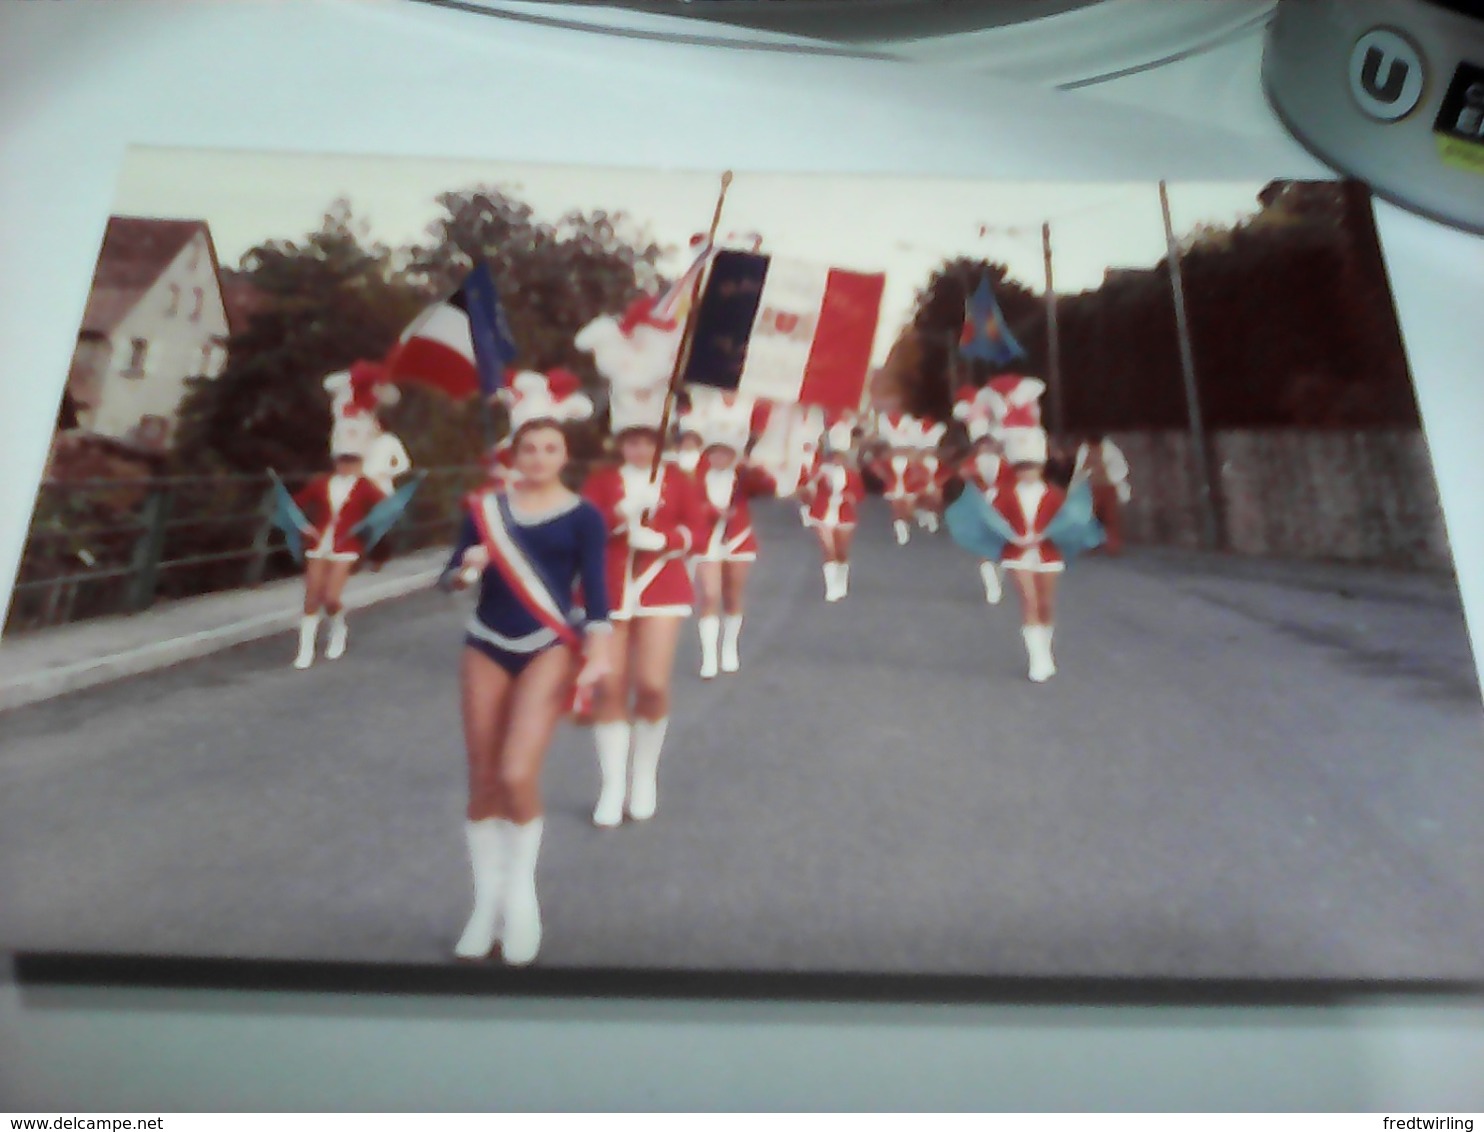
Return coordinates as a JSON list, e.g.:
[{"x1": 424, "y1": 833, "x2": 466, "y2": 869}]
[{"x1": 467, "y1": 491, "x2": 581, "y2": 649}]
